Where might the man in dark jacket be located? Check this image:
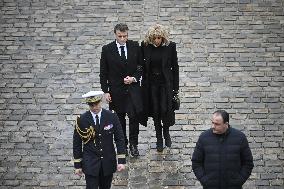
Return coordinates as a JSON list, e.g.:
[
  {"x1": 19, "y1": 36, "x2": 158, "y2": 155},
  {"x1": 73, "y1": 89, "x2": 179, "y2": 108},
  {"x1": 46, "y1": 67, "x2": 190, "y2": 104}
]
[
  {"x1": 100, "y1": 23, "x2": 143, "y2": 157},
  {"x1": 191, "y1": 110, "x2": 254, "y2": 189},
  {"x1": 73, "y1": 91, "x2": 126, "y2": 189}
]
